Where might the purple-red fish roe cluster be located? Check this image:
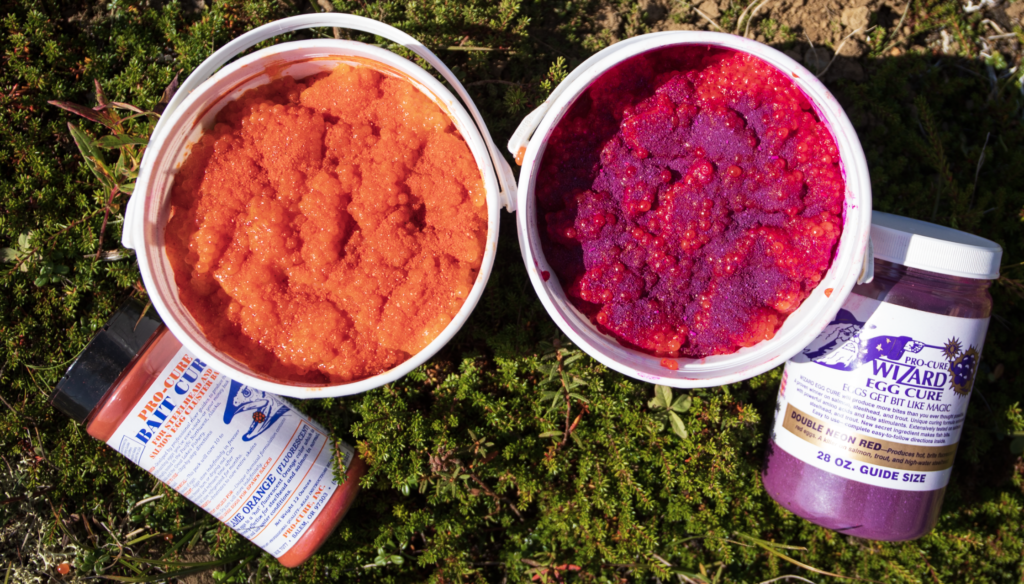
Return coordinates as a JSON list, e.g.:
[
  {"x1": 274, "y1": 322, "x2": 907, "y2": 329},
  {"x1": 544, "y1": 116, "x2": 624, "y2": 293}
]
[{"x1": 537, "y1": 48, "x2": 845, "y2": 358}]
